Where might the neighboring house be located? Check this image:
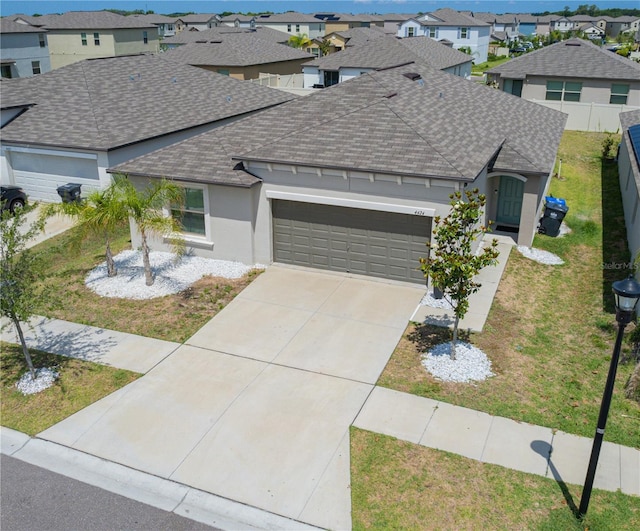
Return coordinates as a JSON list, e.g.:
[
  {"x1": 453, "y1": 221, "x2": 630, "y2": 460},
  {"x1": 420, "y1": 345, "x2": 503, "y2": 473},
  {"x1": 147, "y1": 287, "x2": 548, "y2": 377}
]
[
  {"x1": 162, "y1": 33, "x2": 313, "y2": 80},
  {"x1": 486, "y1": 38, "x2": 640, "y2": 132},
  {"x1": 517, "y1": 14, "x2": 538, "y2": 37},
  {"x1": 534, "y1": 15, "x2": 558, "y2": 36},
  {"x1": 0, "y1": 54, "x2": 294, "y2": 202},
  {"x1": 220, "y1": 14, "x2": 258, "y2": 29},
  {"x1": 17, "y1": 11, "x2": 160, "y2": 69},
  {"x1": 109, "y1": 61, "x2": 565, "y2": 284},
  {"x1": 618, "y1": 109, "x2": 640, "y2": 276},
  {"x1": 130, "y1": 14, "x2": 178, "y2": 38},
  {"x1": 176, "y1": 14, "x2": 220, "y2": 32},
  {"x1": 398, "y1": 8, "x2": 490, "y2": 64},
  {"x1": 247, "y1": 13, "x2": 325, "y2": 40},
  {"x1": 302, "y1": 35, "x2": 473, "y2": 88},
  {"x1": 607, "y1": 16, "x2": 640, "y2": 38},
  {"x1": 382, "y1": 13, "x2": 415, "y2": 34},
  {"x1": 161, "y1": 26, "x2": 289, "y2": 48},
  {"x1": 0, "y1": 18, "x2": 51, "y2": 78},
  {"x1": 578, "y1": 23, "x2": 606, "y2": 40},
  {"x1": 321, "y1": 26, "x2": 390, "y2": 53},
  {"x1": 552, "y1": 16, "x2": 574, "y2": 33},
  {"x1": 570, "y1": 15, "x2": 608, "y2": 33},
  {"x1": 467, "y1": 12, "x2": 519, "y2": 42},
  {"x1": 313, "y1": 13, "x2": 384, "y2": 34}
]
